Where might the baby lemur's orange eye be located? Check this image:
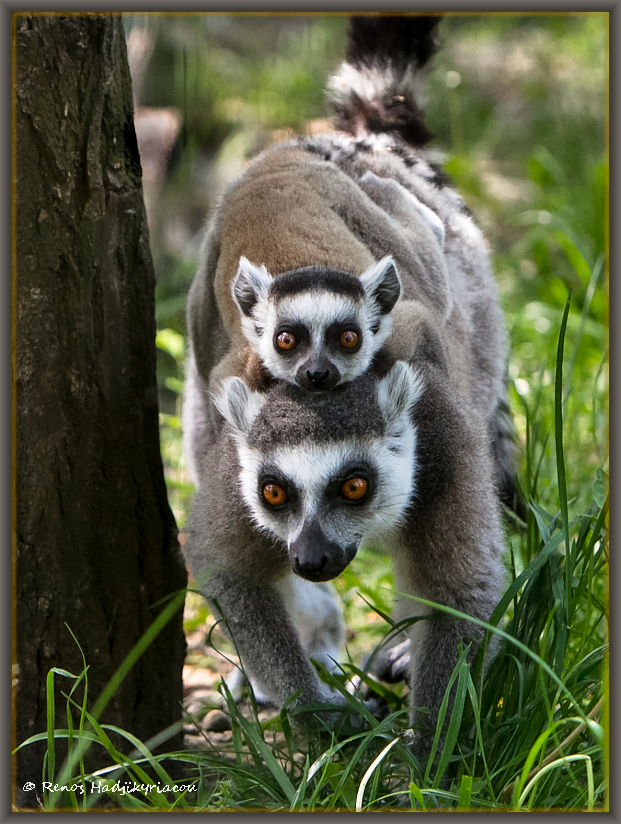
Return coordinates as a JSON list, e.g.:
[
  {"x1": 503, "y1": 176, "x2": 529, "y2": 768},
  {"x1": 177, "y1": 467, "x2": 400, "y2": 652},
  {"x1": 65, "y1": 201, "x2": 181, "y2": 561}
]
[
  {"x1": 263, "y1": 483, "x2": 288, "y2": 506},
  {"x1": 341, "y1": 477, "x2": 368, "y2": 501},
  {"x1": 276, "y1": 331, "x2": 296, "y2": 351},
  {"x1": 339, "y1": 330, "x2": 359, "y2": 350}
]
